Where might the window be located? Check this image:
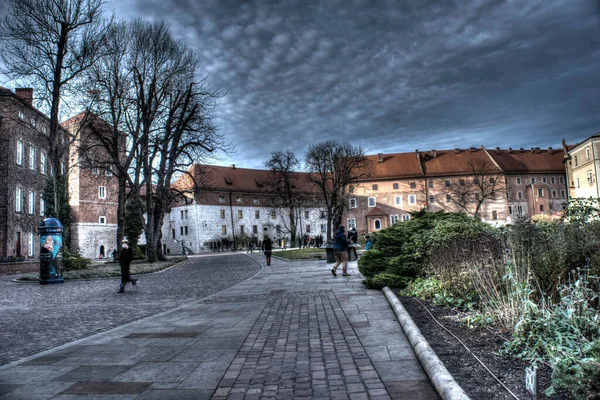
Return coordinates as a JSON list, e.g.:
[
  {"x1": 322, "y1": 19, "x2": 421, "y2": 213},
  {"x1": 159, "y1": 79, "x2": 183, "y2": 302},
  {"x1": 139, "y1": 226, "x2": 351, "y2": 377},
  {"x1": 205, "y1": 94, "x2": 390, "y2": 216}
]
[
  {"x1": 254, "y1": 198, "x2": 259, "y2": 205},
  {"x1": 221, "y1": 225, "x2": 227, "y2": 234},
  {"x1": 517, "y1": 191, "x2": 523, "y2": 199},
  {"x1": 18, "y1": 110, "x2": 24, "y2": 120},
  {"x1": 429, "y1": 195, "x2": 435, "y2": 203},
  {"x1": 531, "y1": 177, "x2": 536, "y2": 183},
  {"x1": 28, "y1": 233, "x2": 34, "y2": 257},
  {"x1": 517, "y1": 205, "x2": 523, "y2": 214},
  {"x1": 220, "y1": 210, "x2": 225, "y2": 219},
  {"x1": 218, "y1": 196, "x2": 225, "y2": 204},
  {"x1": 348, "y1": 186, "x2": 354, "y2": 193},
  {"x1": 15, "y1": 187, "x2": 22, "y2": 212},
  {"x1": 306, "y1": 225, "x2": 311, "y2": 233},
  {"x1": 537, "y1": 188, "x2": 544, "y2": 197},
  {"x1": 321, "y1": 224, "x2": 327, "y2": 233},
  {"x1": 368, "y1": 197, "x2": 376, "y2": 207},
  {"x1": 240, "y1": 225, "x2": 245, "y2": 234},
  {"x1": 271, "y1": 210, "x2": 276, "y2": 219},
  {"x1": 99, "y1": 216, "x2": 106, "y2": 224},
  {"x1": 560, "y1": 176, "x2": 564, "y2": 184},
  {"x1": 253, "y1": 225, "x2": 258, "y2": 234},
  {"x1": 402, "y1": 214, "x2": 411, "y2": 221},
  {"x1": 586, "y1": 148, "x2": 591, "y2": 160},
  {"x1": 180, "y1": 226, "x2": 184, "y2": 235},
  {"x1": 446, "y1": 194, "x2": 451, "y2": 202},
  {"x1": 238, "y1": 210, "x2": 243, "y2": 219},
  {"x1": 428, "y1": 181, "x2": 433, "y2": 188},
  {"x1": 40, "y1": 198, "x2": 45, "y2": 216},
  {"x1": 180, "y1": 210, "x2": 184, "y2": 219},
  {"x1": 92, "y1": 166, "x2": 99, "y2": 175},
  {"x1": 445, "y1": 180, "x2": 450, "y2": 187},
  {"x1": 16, "y1": 140, "x2": 23, "y2": 165},
  {"x1": 588, "y1": 171, "x2": 594, "y2": 183},
  {"x1": 41, "y1": 125, "x2": 47, "y2": 135},
  {"x1": 395, "y1": 195, "x2": 402, "y2": 206},
  {"x1": 561, "y1": 190, "x2": 566, "y2": 198},
  {"x1": 390, "y1": 214, "x2": 398, "y2": 225},
  {"x1": 40, "y1": 153, "x2": 46, "y2": 174},
  {"x1": 540, "y1": 205, "x2": 544, "y2": 212},
  {"x1": 551, "y1": 177, "x2": 555, "y2": 184},
  {"x1": 374, "y1": 219, "x2": 381, "y2": 230},
  {"x1": 372, "y1": 184, "x2": 378, "y2": 191},
  {"x1": 349, "y1": 198, "x2": 357, "y2": 208},
  {"x1": 408, "y1": 194, "x2": 416, "y2": 205},
  {"x1": 574, "y1": 156, "x2": 578, "y2": 166},
  {"x1": 473, "y1": 178, "x2": 479, "y2": 184},
  {"x1": 552, "y1": 190, "x2": 557, "y2": 198},
  {"x1": 320, "y1": 211, "x2": 326, "y2": 218},
  {"x1": 489, "y1": 177, "x2": 495, "y2": 184},
  {"x1": 276, "y1": 225, "x2": 281, "y2": 235},
  {"x1": 516, "y1": 177, "x2": 522, "y2": 185},
  {"x1": 29, "y1": 147, "x2": 35, "y2": 170},
  {"x1": 28, "y1": 191, "x2": 35, "y2": 214},
  {"x1": 410, "y1": 182, "x2": 416, "y2": 189},
  {"x1": 105, "y1": 168, "x2": 111, "y2": 177},
  {"x1": 347, "y1": 218, "x2": 356, "y2": 230},
  {"x1": 305, "y1": 210, "x2": 309, "y2": 219},
  {"x1": 184, "y1": 226, "x2": 189, "y2": 235},
  {"x1": 459, "y1": 179, "x2": 465, "y2": 186},
  {"x1": 236, "y1": 196, "x2": 242, "y2": 204},
  {"x1": 61, "y1": 162, "x2": 65, "y2": 175},
  {"x1": 577, "y1": 177, "x2": 580, "y2": 188},
  {"x1": 98, "y1": 186, "x2": 106, "y2": 199},
  {"x1": 492, "y1": 210, "x2": 498, "y2": 220},
  {"x1": 542, "y1": 177, "x2": 547, "y2": 183},
  {"x1": 172, "y1": 229, "x2": 176, "y2": 239},
  {"x1": 393, "y1": 183, "x2": 399, "y2": 190},
  {"x1": 184, "y1": 210, "x2": 188, "y2": 219},
  {"x1": 255, "y1": 210, "x2": 260, "y2": 219},
  {"x1": 509, "y1": 206, "x2": 513, "y2": 214}
]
